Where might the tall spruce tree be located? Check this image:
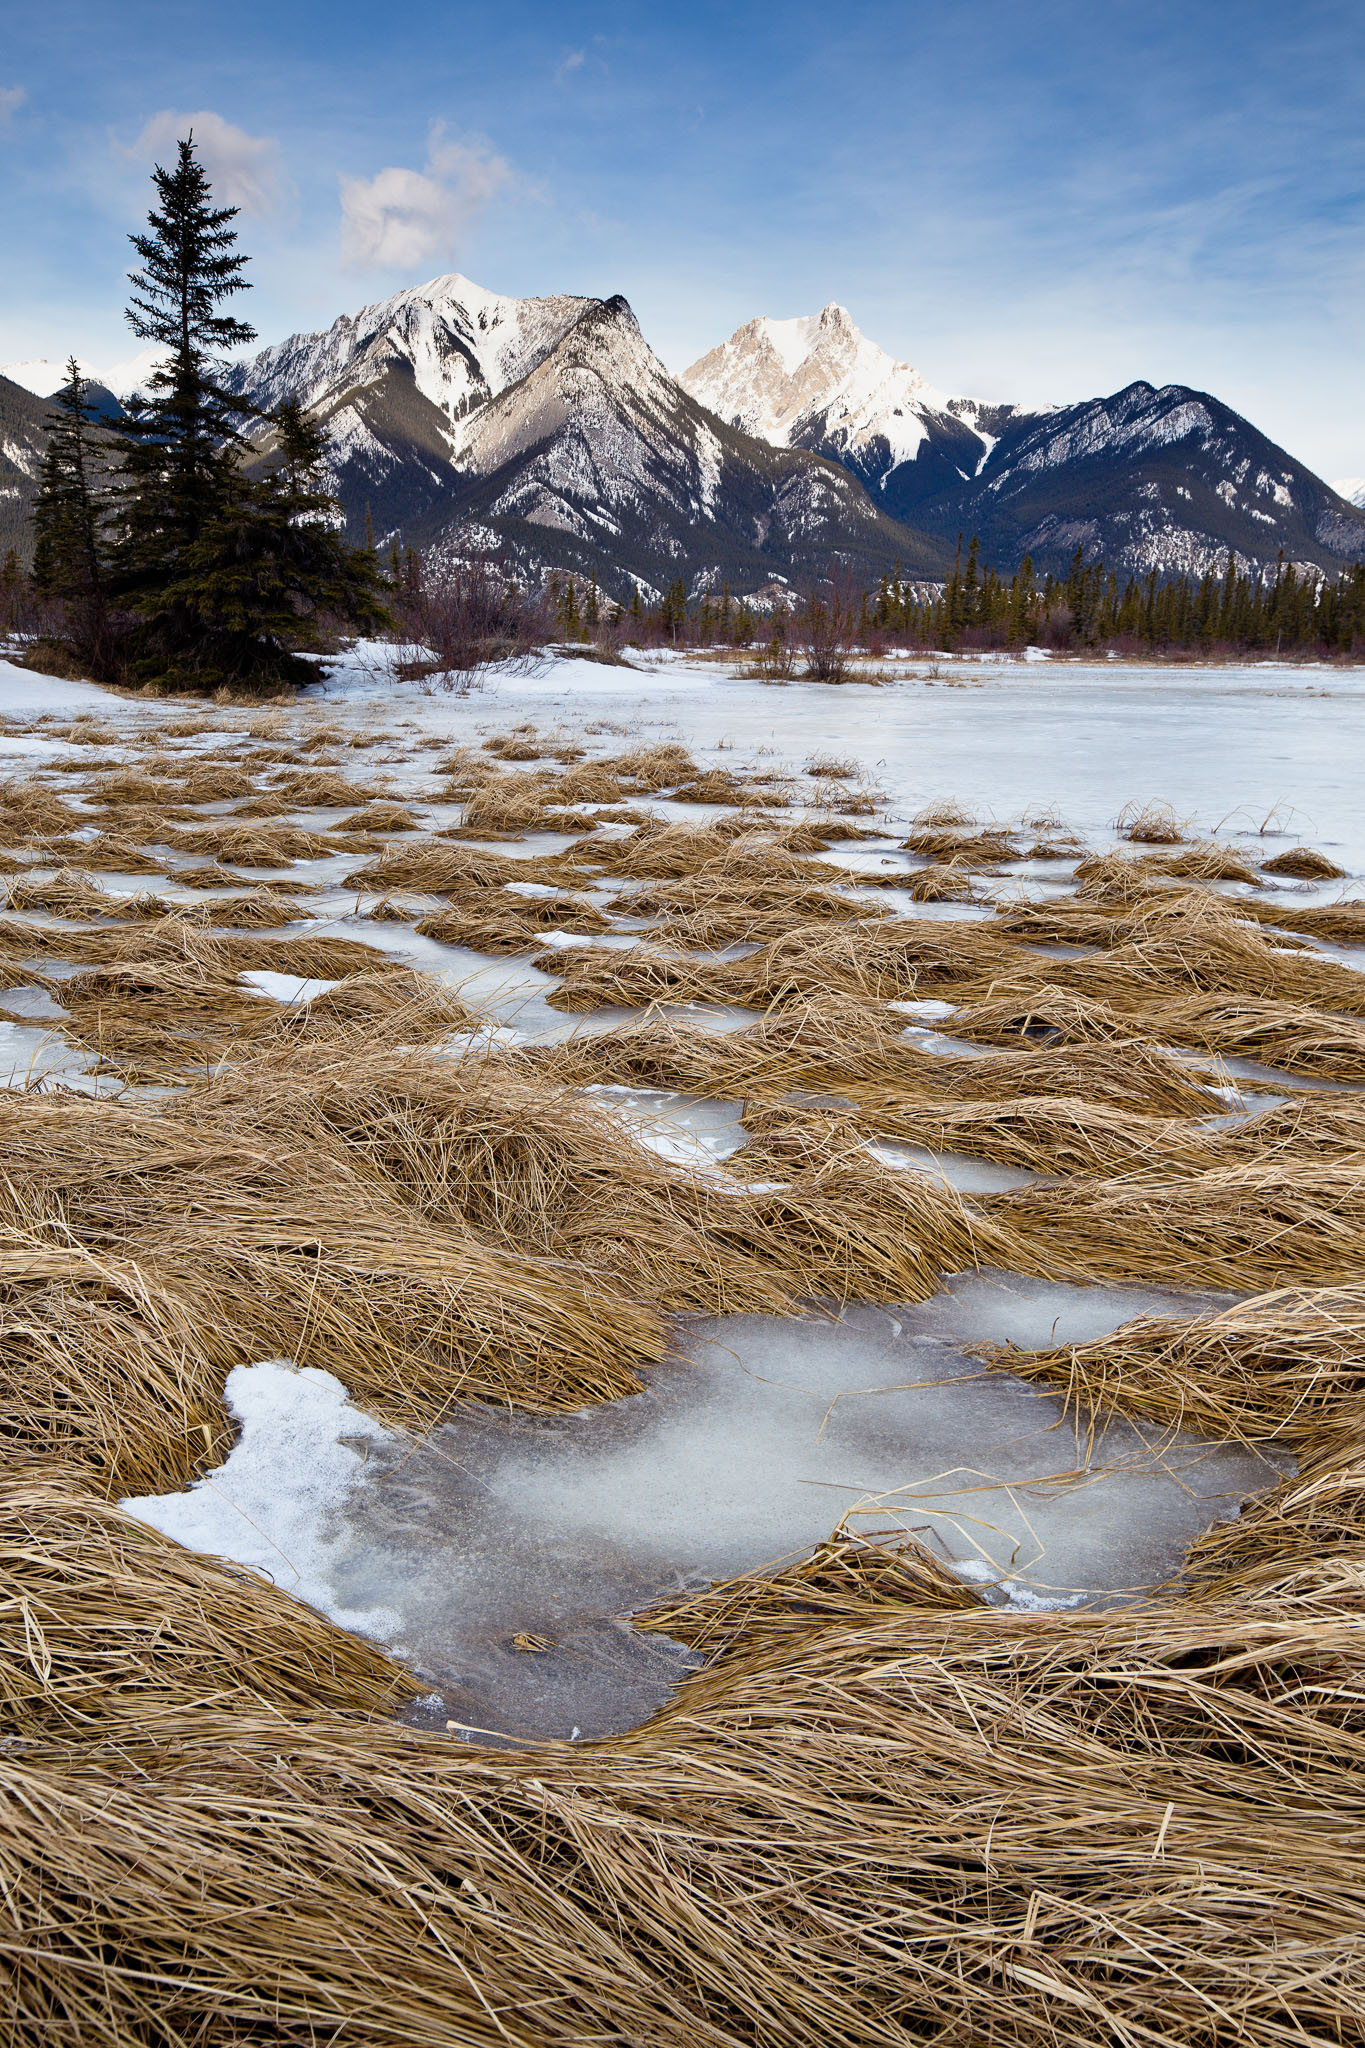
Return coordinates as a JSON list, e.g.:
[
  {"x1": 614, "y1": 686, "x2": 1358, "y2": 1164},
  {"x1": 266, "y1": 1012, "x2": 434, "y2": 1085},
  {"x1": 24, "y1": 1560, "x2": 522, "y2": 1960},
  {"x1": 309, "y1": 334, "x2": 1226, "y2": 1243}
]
[
  {"x1": 106, "y1": 133, "x2": 387, "y2": 690},
  {"x1": 31, "y1": 359, "x2": 112, "y2": 663},
  {"x1": 115, "y1": 138, "x2": 258, "y2": 592}
]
